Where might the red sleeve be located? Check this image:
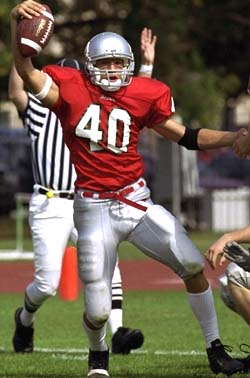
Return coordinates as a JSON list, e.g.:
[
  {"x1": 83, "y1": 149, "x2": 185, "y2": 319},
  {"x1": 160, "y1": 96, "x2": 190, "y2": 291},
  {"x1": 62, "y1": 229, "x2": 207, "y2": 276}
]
[
  {"x1": 42, "y1": 64, "x2": 74, "y2": 84},
  {"x1": 42, "y1": 65, "x2": 80, "y2": 112},
  {"x1": 145, "y1": 79, "x2": 174, "y2": 127}
]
